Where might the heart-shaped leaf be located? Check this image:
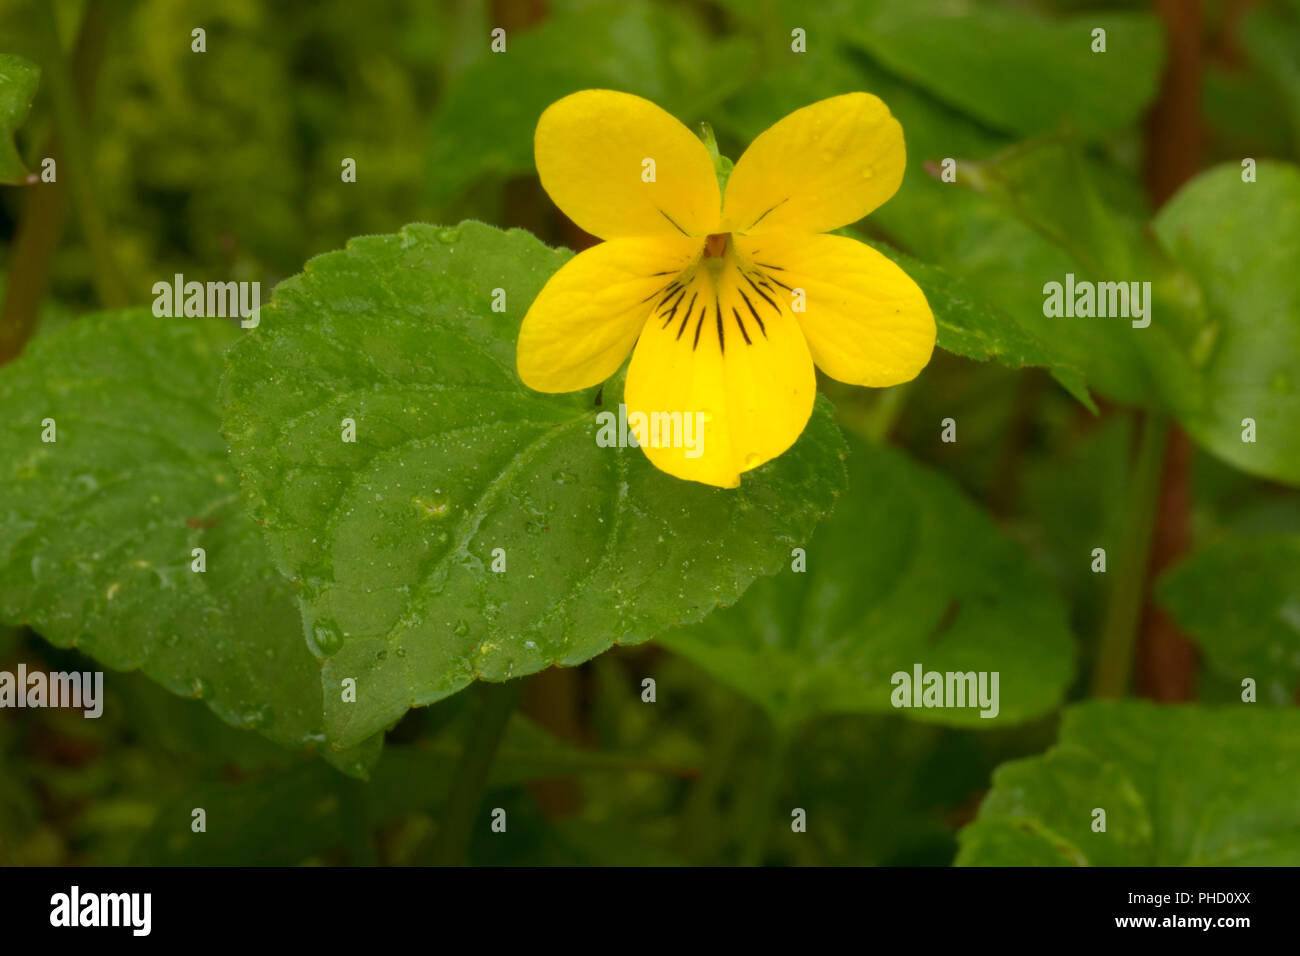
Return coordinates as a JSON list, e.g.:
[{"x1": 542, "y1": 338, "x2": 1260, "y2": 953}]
[
  {"x1": 958, "y1": 701, "x2": 1300, "y2": 865},
  {"x1": 1153, "y1": 161, "x2": 1300, "y2": 486},
  {"x1": 0, "y1": 310, "x2": 376, "y2": 774},
  {"x1": 843, "y1": 3, "x2": 1163, "y2": 140},
  {"x1": 220, "y1": 221, "x2": 849, "y2": 748},
  {"x1": 661, "y1": 437, "x2": 1076, "y2": 729},
  {"x1": 1158, "y1": 534, "x2": 1300, "y2": 705}
]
